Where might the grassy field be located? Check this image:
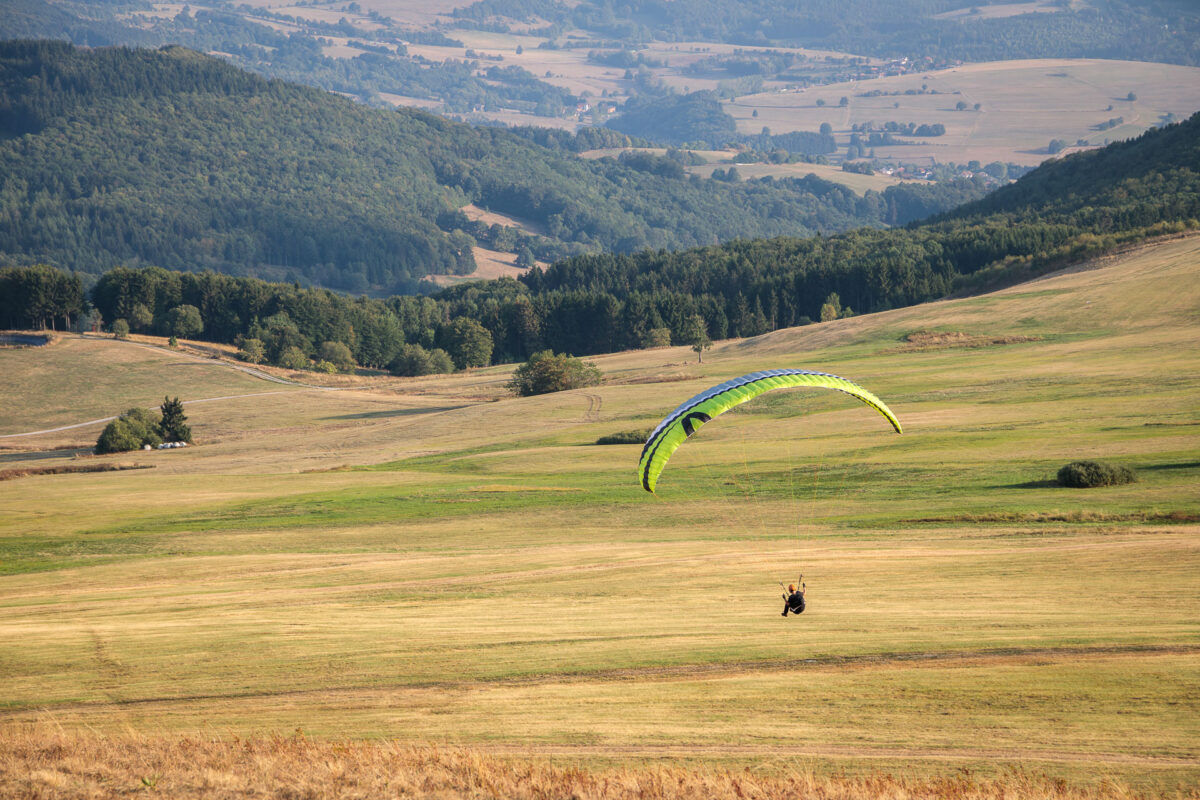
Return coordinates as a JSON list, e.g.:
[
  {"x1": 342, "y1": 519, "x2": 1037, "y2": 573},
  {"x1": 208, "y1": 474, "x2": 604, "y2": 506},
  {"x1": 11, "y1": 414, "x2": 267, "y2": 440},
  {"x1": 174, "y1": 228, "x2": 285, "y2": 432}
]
[
  {"x1": 0, "y1": 236, "x2": 1197, "y2": 795},
  {"x1": 728, "y1": 59, "x2": 1200, "y2": 166}
]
